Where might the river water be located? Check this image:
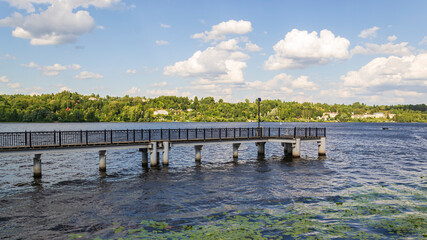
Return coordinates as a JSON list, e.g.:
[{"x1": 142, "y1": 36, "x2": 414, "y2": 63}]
[{"x1": 0, "y1": 122, "x2": 426, "y2": 239}]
